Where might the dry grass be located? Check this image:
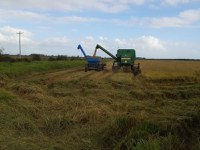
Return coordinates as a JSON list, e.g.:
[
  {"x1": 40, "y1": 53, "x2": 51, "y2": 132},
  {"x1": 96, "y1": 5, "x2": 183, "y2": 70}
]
[{"x1": 138, "y1": 60, "x2": 200, "y2": 79}]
